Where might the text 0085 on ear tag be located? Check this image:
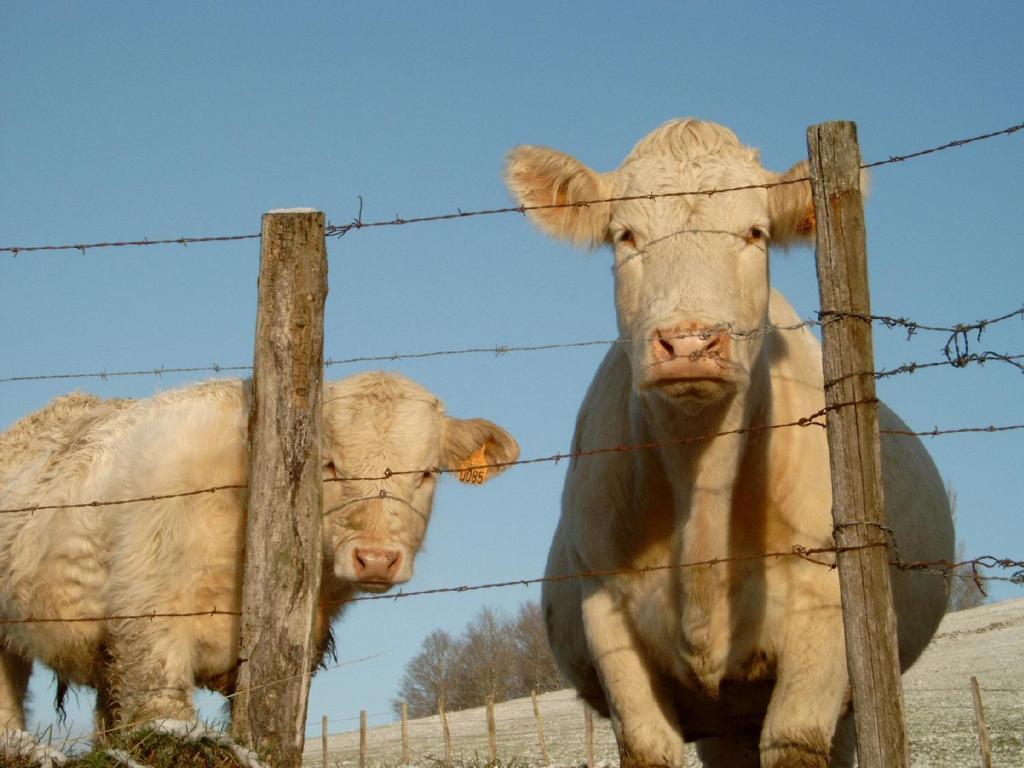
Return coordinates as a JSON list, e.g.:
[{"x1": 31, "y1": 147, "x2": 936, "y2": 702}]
[{"x1": 458, "y1": 445, "x2": 488, "y2": 485}]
